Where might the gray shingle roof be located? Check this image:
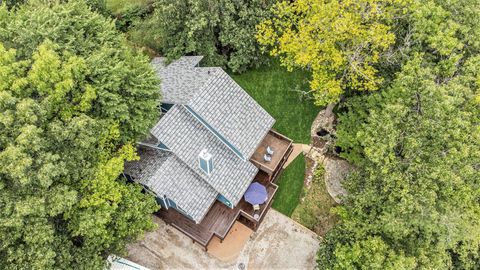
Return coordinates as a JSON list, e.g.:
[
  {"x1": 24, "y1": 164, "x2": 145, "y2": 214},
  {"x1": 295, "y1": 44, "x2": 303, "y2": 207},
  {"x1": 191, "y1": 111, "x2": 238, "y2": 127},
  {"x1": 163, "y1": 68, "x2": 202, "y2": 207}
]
[
  {"x1": 124, "y1": 146, "x2": 217, "y2": 223},
  {"x1": 128, "y1": 56, "x2": 275, "y2": 223},
  {"x1": 188, "y1": 69, "x2": 275, "y2": 158},
  {"x1": 151, "y1": 105, "x2": 258, "y2": 206},
  {"x1": 151, "y1": 57, "x2": 218, "y2": 104}
]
